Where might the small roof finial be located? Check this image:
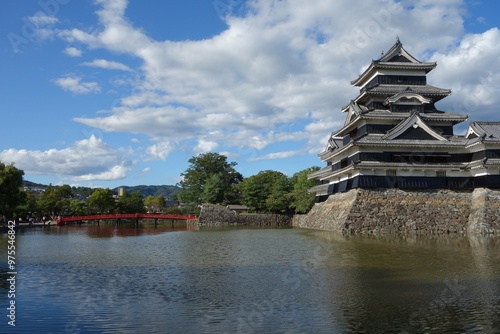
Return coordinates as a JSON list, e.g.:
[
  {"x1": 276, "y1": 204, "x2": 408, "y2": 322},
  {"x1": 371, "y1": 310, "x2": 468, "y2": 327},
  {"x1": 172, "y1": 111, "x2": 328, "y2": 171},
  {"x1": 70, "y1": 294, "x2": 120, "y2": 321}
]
[
  {"x1": 381, "y1": 50, "x2": 384, "y2": 57},
  {"x1": 396, "y1": 36, "x2": 400, "y2": 43}
]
